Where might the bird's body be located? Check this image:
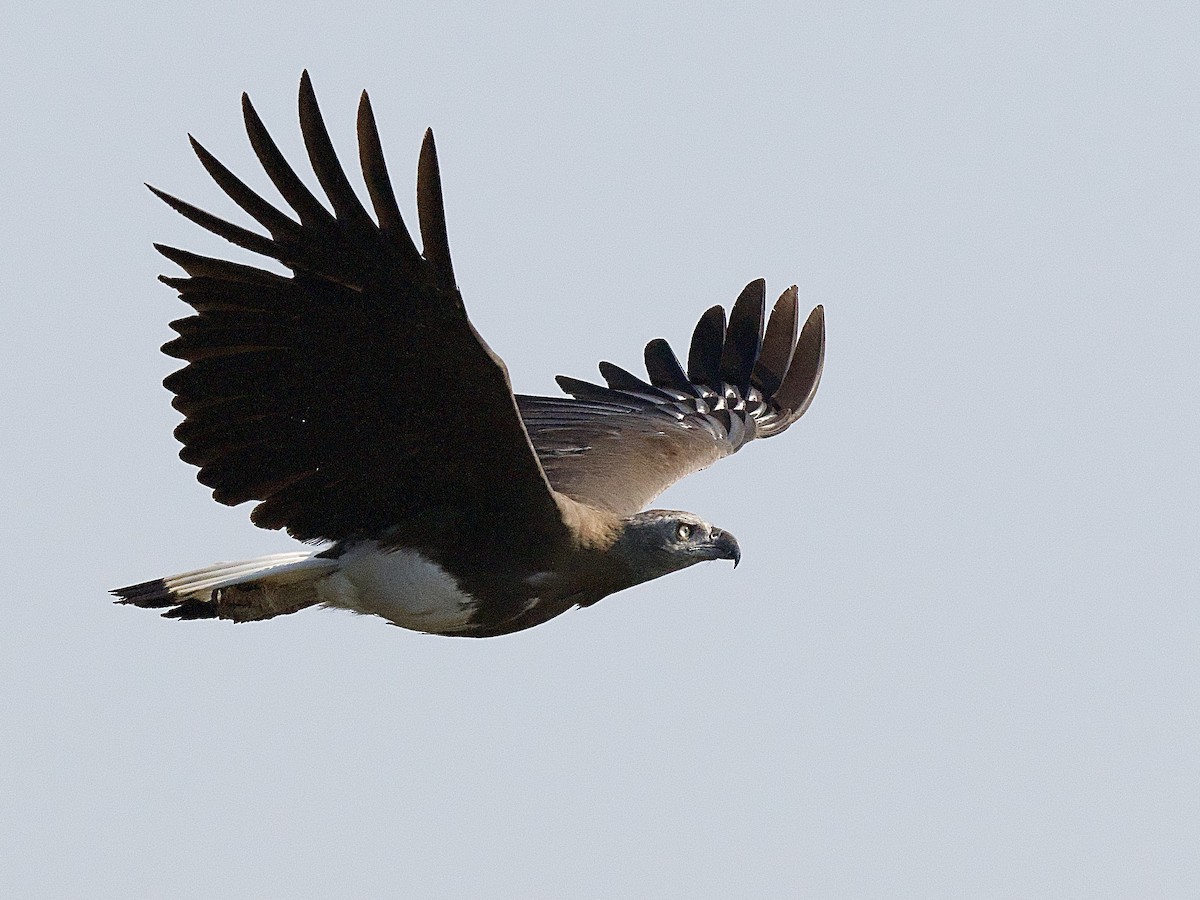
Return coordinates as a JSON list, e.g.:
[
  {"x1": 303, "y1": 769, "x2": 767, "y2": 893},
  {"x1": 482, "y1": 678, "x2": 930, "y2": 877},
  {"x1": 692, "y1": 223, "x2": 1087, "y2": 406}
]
[
  {"x1": 113, "y1": 74, "x2": 824, "y2": 637},
  {"x1": 118, "y1": 508, "x2": 737, "y2": 636}
]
